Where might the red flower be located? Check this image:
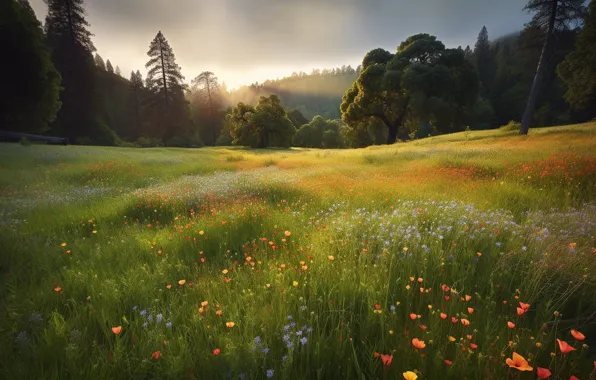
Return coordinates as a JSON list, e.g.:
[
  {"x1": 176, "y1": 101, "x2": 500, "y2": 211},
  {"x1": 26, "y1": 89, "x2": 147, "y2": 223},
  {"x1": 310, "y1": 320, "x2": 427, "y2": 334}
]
[
  {"x1": 375, "y1": 304, "x2": 381, "y2": 310},
  {"x1": 444, "y1": 360, "x2": 452, "y2": 366},
  {"x1": 569, "y1": 376, "x2": 580, "y2": 380},
  {"x1": 517, "y1": 307, "x2": 526, "y2": 316},
  {"x1": 412, "y1": 338, "x2": 426, "y2": 349},
  {"x1": 112, "y1": 326, "x2": 122, "y2": 335},
  {"x1": 557, "y1": 339, "x2": 576, "y2": 354},
  {"x1": 213, "y1": 348, "x2": 221, "y2": 356},
  {"x1": 440, "y1": 313, "x2": 447, "y2": 320},
  {"x1": 152, "y1": 351, "x2": 161, "y2": 360},
  {"x1": 469, "y1": 343, "x2": 478, "y2": 349},
  {"x1": 570, "y1": 329, "x2": 585, "y2": 341},
  {"x1": 519, "y1": 302, "x2": 530, "y2": 310},
  {"x1": 537, "y1": 367, "x2": 551, "y2": 379},
  {"x1": 451, "y1": 317, "x2": 459, "y2": 324},
  {"x1": 381, "y1": 354, "x2": 393, "y2": 367},
  {"x1": 409, "y1": 313, "x2": 417, "y2": 320}
]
